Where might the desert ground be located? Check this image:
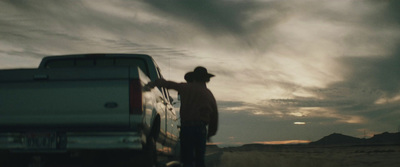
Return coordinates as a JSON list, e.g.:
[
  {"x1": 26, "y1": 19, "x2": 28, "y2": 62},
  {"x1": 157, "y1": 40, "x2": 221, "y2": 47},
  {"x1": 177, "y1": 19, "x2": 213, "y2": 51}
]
[{"x1": 206, "y1": 144, "x2": 400, "y2": 167}]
